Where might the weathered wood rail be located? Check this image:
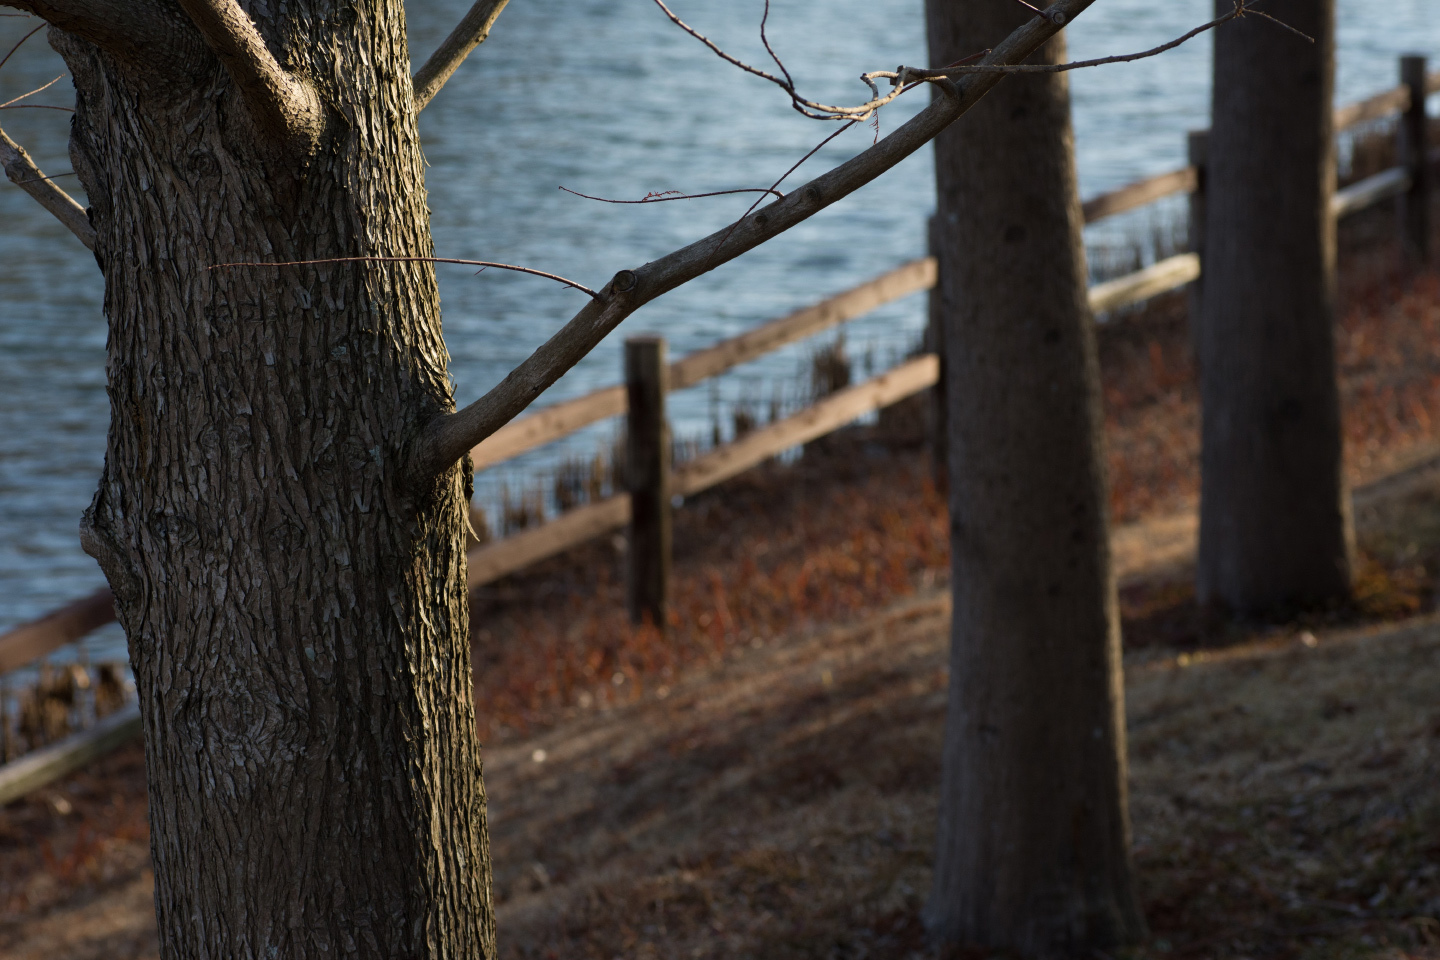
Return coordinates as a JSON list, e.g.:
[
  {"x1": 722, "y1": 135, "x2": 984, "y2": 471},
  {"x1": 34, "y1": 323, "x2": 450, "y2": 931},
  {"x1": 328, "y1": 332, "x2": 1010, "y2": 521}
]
[{"x1": 2, "y1": 57, "x2": 1437, "y2": 798}]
